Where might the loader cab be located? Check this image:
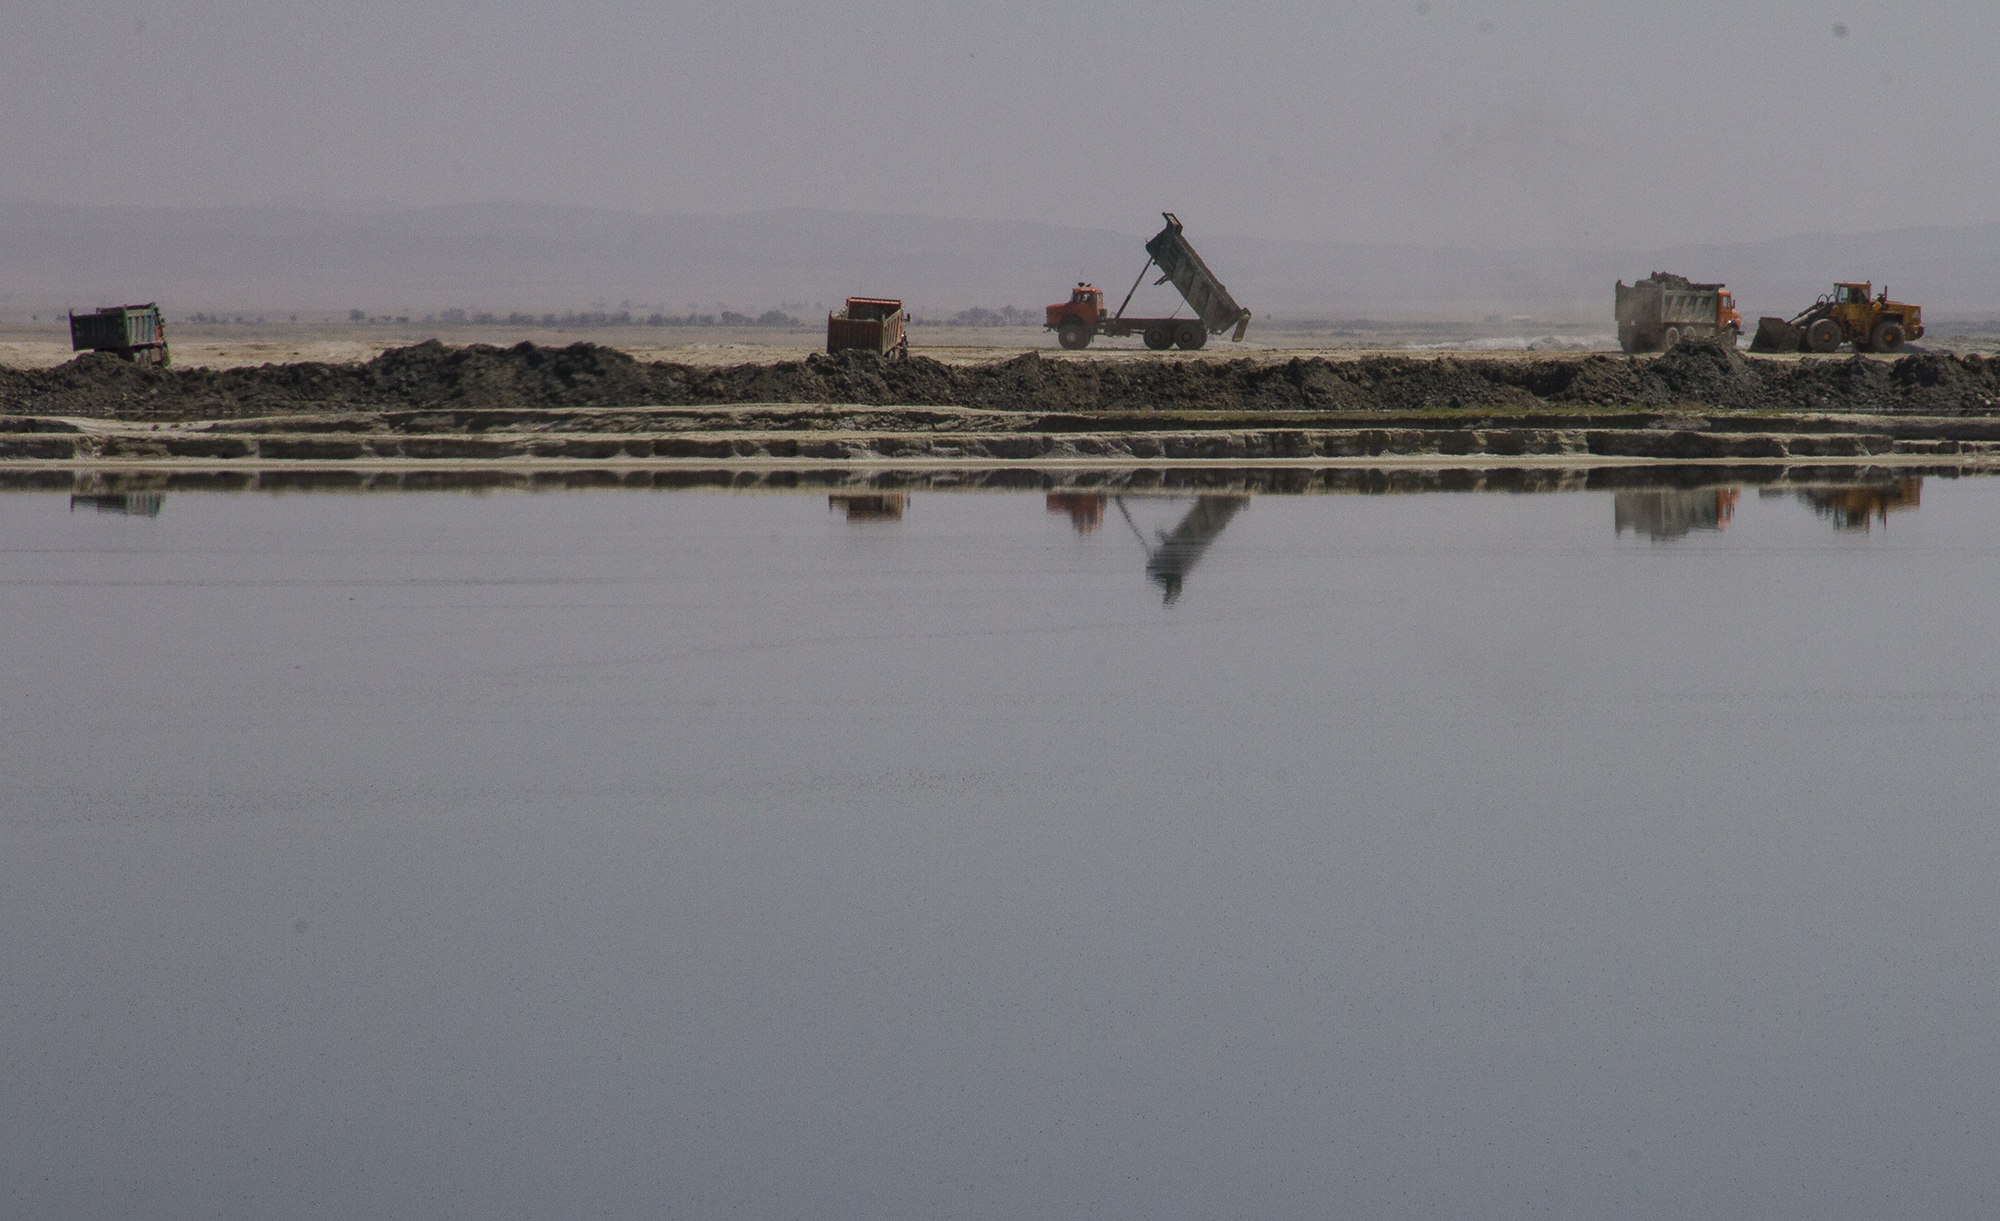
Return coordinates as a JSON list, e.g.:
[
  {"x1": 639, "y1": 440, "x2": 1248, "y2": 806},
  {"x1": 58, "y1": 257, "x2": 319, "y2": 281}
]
[{"x1": 1836, "y1": 282, "x2": 1872, "y2": 306}]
